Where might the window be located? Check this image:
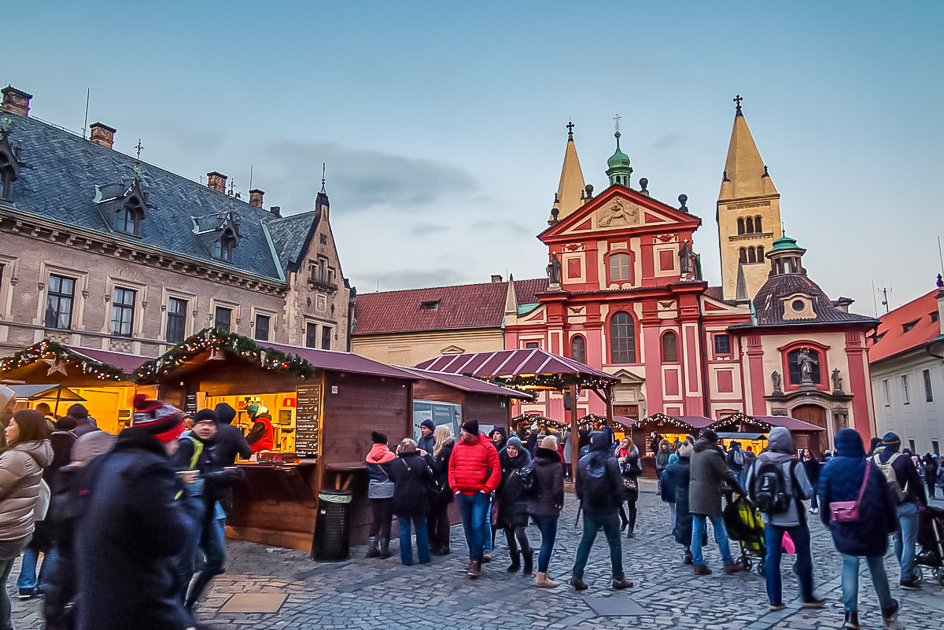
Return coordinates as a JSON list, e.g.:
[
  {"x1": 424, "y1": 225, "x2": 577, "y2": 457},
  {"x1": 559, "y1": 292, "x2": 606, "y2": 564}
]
[
  {"x1": 714, "y1": 333, "x2": 731, "y2": 356},
  {"x1": 737, "y1": 217, "x2": 745, "y2": 235},
  {"x1": 932, "y1": 311, "x2": 940, "y2": 323},
  {"x1": 571, "y1": 336, "x2": 586, "y2": 364},
  {"x1": 321, "y1": 326, "x2": 331, "y2": 350},
  {"x1": 213, "y1": 234, "x2": 236, "y2": 262},
  {"x1": 306, "y1": 322, "x2": 317, "y2": 348},
  {"x1": 661, "y1": 331, "x2": 679, "y2": 362},
  {"x1": 756, "y1": 245, "x2": 764, "y2": 259},
  {"x1": 745, "y1": 217, "x2": 754, "y2": 234},
  {"x1": 739, "y1": 247, "x2": 747, "y2": 263},
  {"x1": 524, "y1": 341, "x2": 540, "y2": 349},
  {"x1": 902, "y1": 374, "x2": 910, "y2": 404},
  {"x1": 255, "y1": 314, "x2": 270, "y2": 341},
  {"x1": 116, "y1": 208, "x2": 138, "y2": 235},
  {"x1": 748, "y1": 247, "x2": 757, "y2": 264},
  {"x1": 902, "y1": 319, "x2": 920, "y2": 333},
  {"x1": 909, "y1": 439, "x2": 916, "y2": 453},
  {"x1": 883, "y1": 379, "x2": 890, "y2": 406},
  {"x1": 110, "y1": 288, "x2": 135, "y2": 337},
  {"x1": 787, "y1": 348, "x2": 820, "y2": 385},
  {"x1": 419, "y1": 300, "x2": 440, "y2": 311},
  {"x1": 924, "y1": 369, "x2": 933, "y2": 402},
  {"x1": 754, "y1": 216, "x2": 762, "y2": 233},
  {"x1": 609, "y1": 311, "x2": 636, "y2": 363},
  {"x1": 45, "y1": 274, "x2": 75, "y2": 329},
  {"x1": 933, "y1": 440, "x2": 940, "y2": 456},
  {"x1": 609, "y1": 253, "x2": 632, "y2": 282},
  {"x1": 214, "y1": 307, "x2": 231, "y2": 333},
  {"x1": 166, "y1": 298, "x2": 187, "y2": 344}
]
